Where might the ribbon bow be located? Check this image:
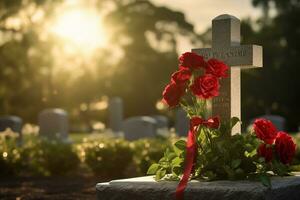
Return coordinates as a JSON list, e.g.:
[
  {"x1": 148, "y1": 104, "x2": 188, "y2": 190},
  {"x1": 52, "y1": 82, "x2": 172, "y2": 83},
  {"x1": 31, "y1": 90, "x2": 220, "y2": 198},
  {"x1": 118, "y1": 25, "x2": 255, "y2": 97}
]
[{"x1": 175, "y1": 116, "x2": 220, "y2": 200}]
